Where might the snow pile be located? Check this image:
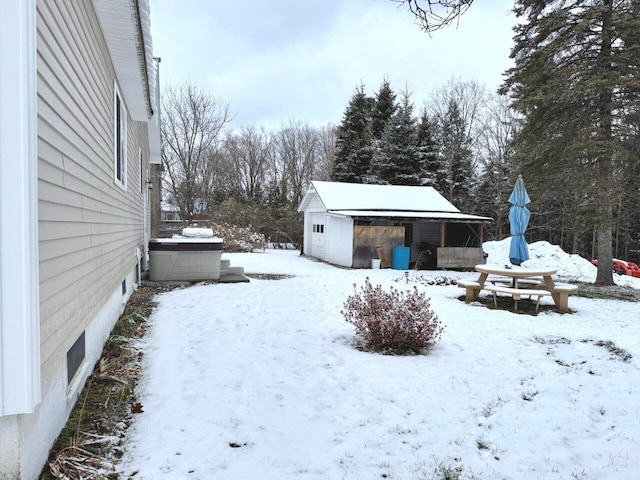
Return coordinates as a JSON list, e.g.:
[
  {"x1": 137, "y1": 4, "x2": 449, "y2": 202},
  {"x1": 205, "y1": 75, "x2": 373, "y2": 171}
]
[
  {"x1": 483, "y1": 237, "x2": 597, "y2": 282},
  {"x1": 181, "y1": 227, "x2": 214, "y2": 238}
]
